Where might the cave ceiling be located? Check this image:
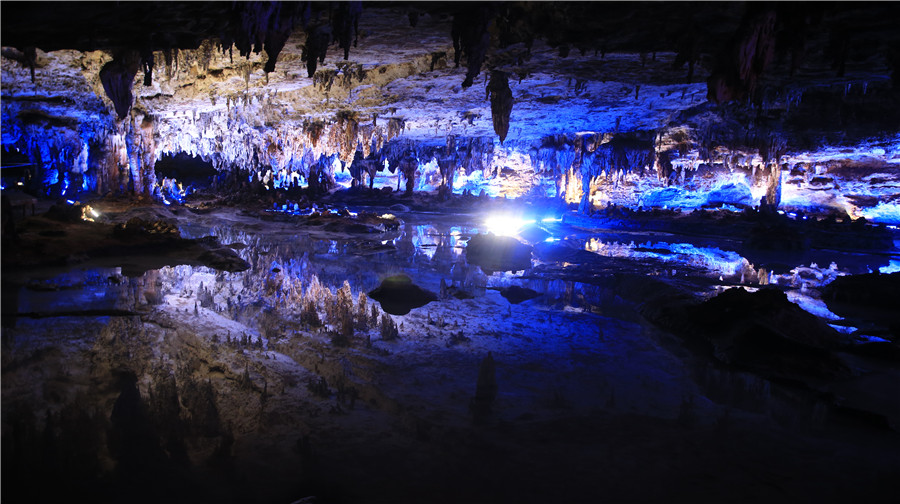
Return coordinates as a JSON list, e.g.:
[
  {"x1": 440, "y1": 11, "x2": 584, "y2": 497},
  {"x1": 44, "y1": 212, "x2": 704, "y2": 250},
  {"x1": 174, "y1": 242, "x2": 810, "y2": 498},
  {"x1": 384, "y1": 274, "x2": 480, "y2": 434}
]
[{"x1": 2, "y1": 1, "x2": 899, "y2": 205}]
